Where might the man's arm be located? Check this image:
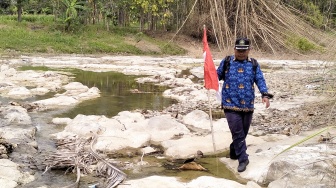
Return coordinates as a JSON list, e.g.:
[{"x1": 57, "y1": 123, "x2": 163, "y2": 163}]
[{"x1": 254, "y1": 63, "x2": 272, "y2": 108}]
